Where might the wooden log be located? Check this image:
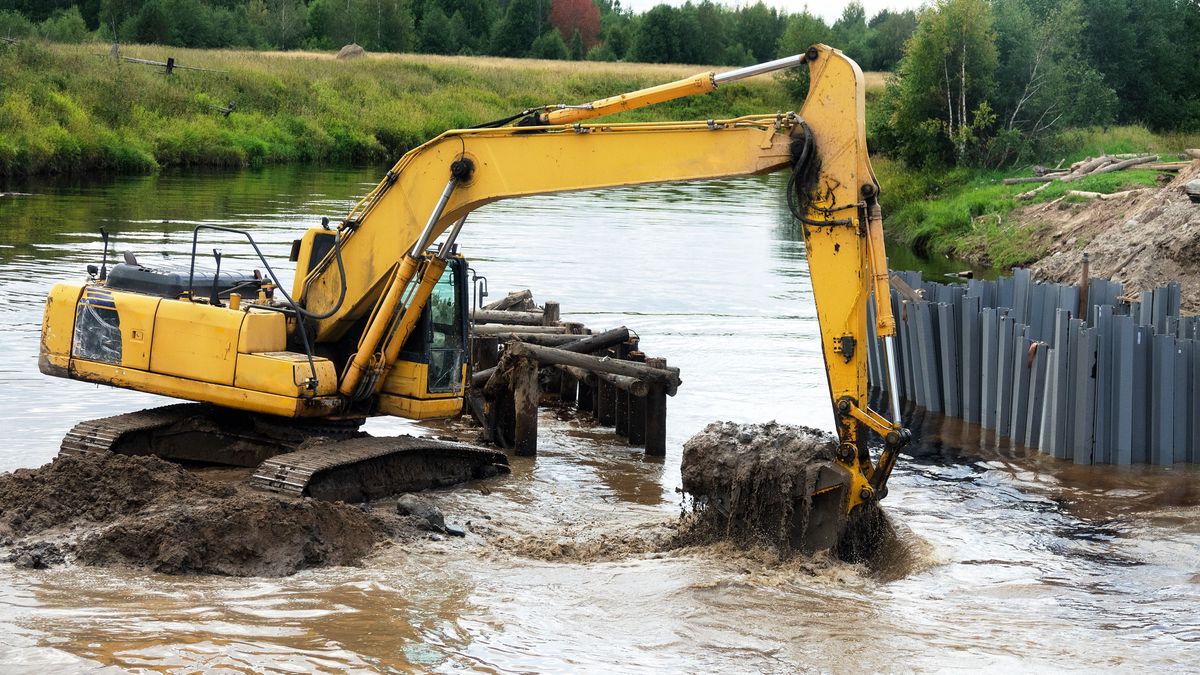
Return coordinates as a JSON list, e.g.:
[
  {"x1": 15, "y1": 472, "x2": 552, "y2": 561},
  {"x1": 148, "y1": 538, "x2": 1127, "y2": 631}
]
[
  {"x1": 1062, "y1": 155, "x2": 1114, "y2": 181},
  {"x1": 577, "y1": 371, "x2": 595, "y2": 414},
  {"x1": 471, "y1": 327, "x2": 632, "y2": 387},
  {"x1": 1002, "y1": 176, "x2": 1056, "y2": 185},
  {"x1": 473, "y1": 323, "x2": 566, "y2": 335},
  {"x1": 1016, "y1": 181, "x2": 1053, "y2": 200},
  {"x1": 1144, "y1": 162, "x2": 1190, "y2": 171},
  {"x1": 558, "y1": 365, "x2": 578, "y2": 404},
  {"x1": 470, "y1": 335, "x2": 499, "y2": 376},
  {"x1": 561, "y1": 321, "x2": 587, "y2": 335},
  {"x1": 1065, "y1": 188, "x2": 1151, "y2": 201},
  {"x1": 504, "y1": 342, "x2": 682, "y2": 388},
  {"x1": 626, "y1": 351, "x2": 647, "y2": 445},
  {"x1": 1185, "y1": 149, "x2": 1200, "y2": 160},
  {"x1": 643, "y1": 357, "x2": 668, "y2": 456},
  {"x1": 482, "y1": 289, "x2": 532, "y2": 311},
  {"x1": 614, "y1": 339, "x2": 636, "y2": 437},
  {"x1": 511, "y1": 356, "x2": 540, "y2": 456},
  {"x1": 495, "y1": 333, "x2": 588, "y2": 346},
  {"x1": 472, "y1": 309, "x2": 545, "y2": 326},
  {"x1": 542, "y1": 301, "x2": 560, "y2": 326},
  {"x1": 1088, "y1": 154, "x2": 1157, "y2": 176},
  {"x1": 597, "y1": 347, "x2": 618, "y2": 426}
]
